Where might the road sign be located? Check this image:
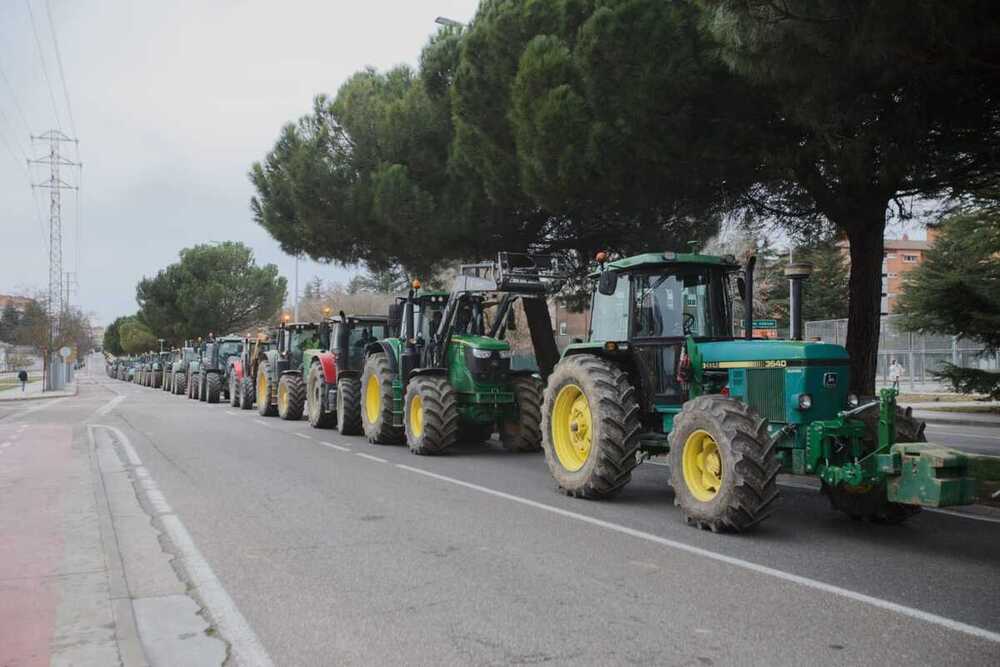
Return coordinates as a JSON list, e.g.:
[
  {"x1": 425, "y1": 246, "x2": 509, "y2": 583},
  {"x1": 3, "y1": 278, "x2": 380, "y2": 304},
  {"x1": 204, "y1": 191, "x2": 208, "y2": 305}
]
[
  {"x1": 752, "y1": 319, "x2": 777, "y2": 329},
  {"x1": 59, "y1": 346, "x2": 72, "y2": 359}
]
